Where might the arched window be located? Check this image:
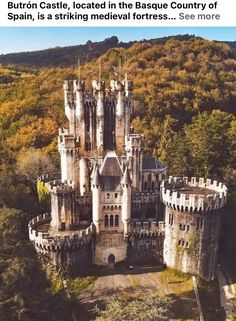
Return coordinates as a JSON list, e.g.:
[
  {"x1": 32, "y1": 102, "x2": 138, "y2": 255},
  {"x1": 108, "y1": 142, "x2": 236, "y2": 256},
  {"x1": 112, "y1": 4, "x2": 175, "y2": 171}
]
[
  {"x1": 115, "y1": 215, "x2": 119, "y2": 227},
  {"x1": 105, "y1": 215, "x2": 108, "y2": 227},
  {"x1": 110, "y1": 215, "x2": 114, "y2": 227},
  {"x1": 144, "y1": 182, "x2": 147, "y2": 190}
]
